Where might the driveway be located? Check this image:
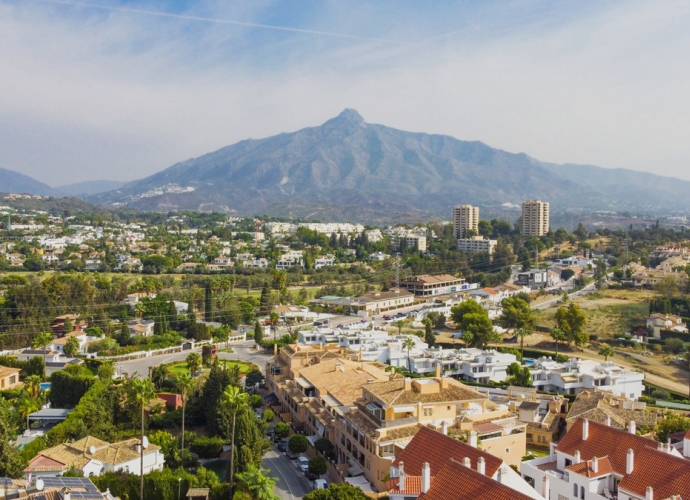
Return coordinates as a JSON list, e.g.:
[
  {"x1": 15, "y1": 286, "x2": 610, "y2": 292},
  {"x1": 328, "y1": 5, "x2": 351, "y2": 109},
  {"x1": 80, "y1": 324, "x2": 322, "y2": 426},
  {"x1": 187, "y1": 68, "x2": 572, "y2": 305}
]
[{"x1": 263, "y1": 446, "x2": 313, "y2": 500}]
